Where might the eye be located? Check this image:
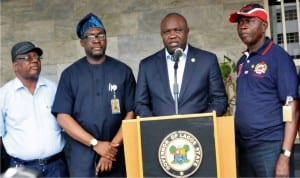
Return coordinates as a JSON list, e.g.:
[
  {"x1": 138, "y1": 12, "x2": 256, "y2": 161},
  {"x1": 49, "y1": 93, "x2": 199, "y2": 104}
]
[
  {"x1": 16, "y1": 56, "x2": 42, "y2": 61},
  {"x1": 162, "y1": 30, "x2": 171, "y2": 35},
  {"x1": 175, "y1": 28, "x2": 183, "y2": 32},
  {"x1": 83, "y1": 34, "x2": 106, "y2": 41}
]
